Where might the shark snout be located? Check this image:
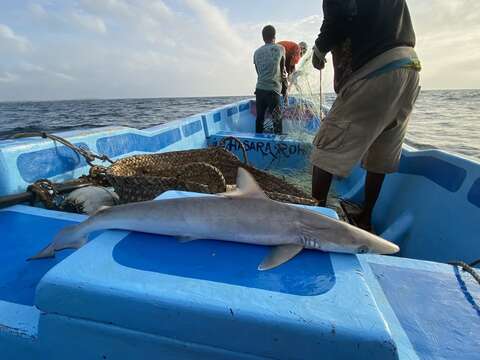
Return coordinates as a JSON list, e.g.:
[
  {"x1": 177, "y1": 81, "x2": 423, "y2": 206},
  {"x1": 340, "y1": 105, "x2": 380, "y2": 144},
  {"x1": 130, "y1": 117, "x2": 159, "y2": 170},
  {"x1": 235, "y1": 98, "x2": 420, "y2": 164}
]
[{"x1": 367, "y1": 237, "x2": 400, "y2": 255}]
